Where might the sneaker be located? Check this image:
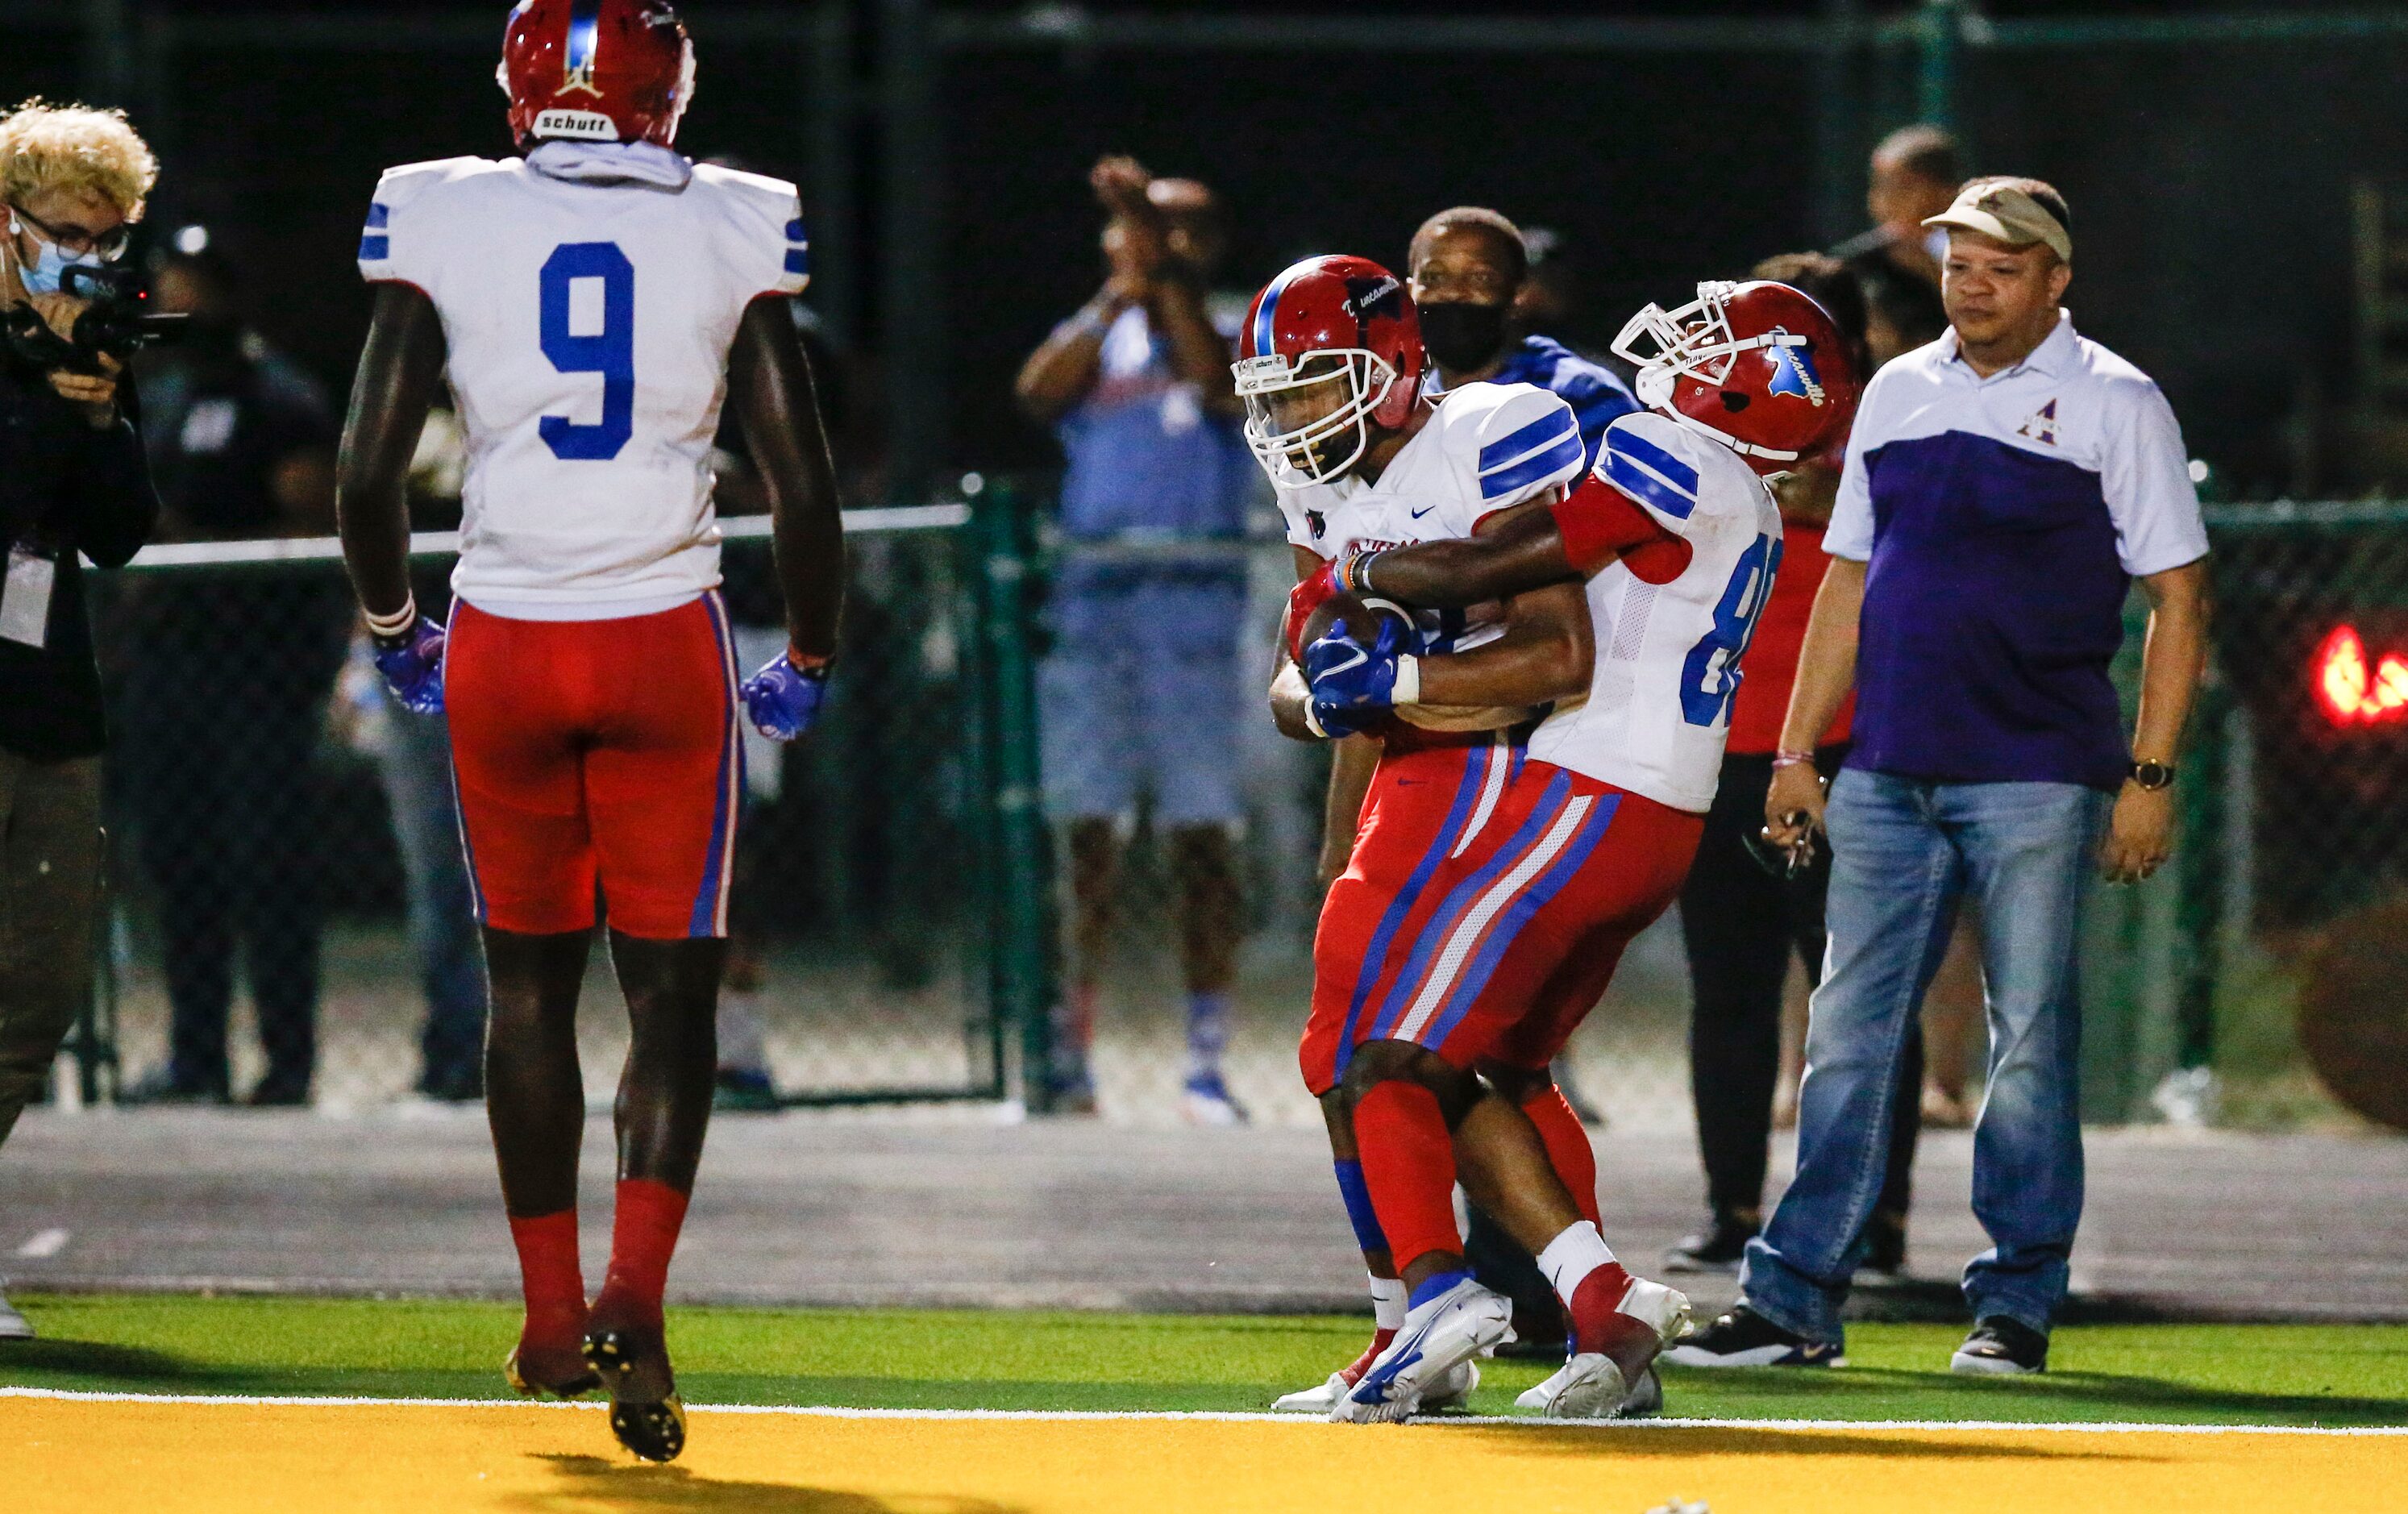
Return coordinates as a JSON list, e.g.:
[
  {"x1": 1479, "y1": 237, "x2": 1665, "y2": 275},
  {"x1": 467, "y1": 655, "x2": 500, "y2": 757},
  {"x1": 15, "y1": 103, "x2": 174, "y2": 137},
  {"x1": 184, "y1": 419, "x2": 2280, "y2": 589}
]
[
  {"x1": 1522, "y1": 1270, "x2": 1691, "y2": 1419},
  {"x1": 1665, "y1": 1212, "x2": 1757, "y2": 1275},
  {"x1": 1951, "y1": 1316, "x2": 2048, "y2": 1376},
  {"x1": 1272, "y1": 1329, "x2": 1478, "y2": 1413},
  {"x1": 0, "y1": 1288, "x2": 32, "y2": 1341},
  {"x1": 1179, "y1": 1071, "x2": 1250, "y2": 1127},
  {"x1": 1661, "y1": 1306, "x2": 1844, "y2": 1369},
  {"x1": 713, "y1": 1068, "x2": 781, "y2": 1113},
  {"x1": 1333, "y1": 1277, "x2": 1515, "y2": 1424}
]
